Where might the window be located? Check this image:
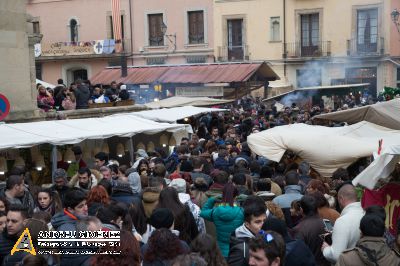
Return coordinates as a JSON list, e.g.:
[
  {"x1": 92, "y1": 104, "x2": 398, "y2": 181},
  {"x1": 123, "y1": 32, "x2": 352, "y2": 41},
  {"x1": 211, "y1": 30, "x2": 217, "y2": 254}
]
[
  {"x1": 188, "y1": 11, "x2": 204, "y2": 44},
  {"x1": 397, "y1": 68, "x2": 400, "y2": 88},
  {"x1": 357, "y1": 9, "x2": 378, "y2": 52},
  {"x1": 300, "y1": 13, "x2": 319, "y2": 56},
  {"x1": 148, "y1": 14, "x2": 164, "y2": 46},
  {"x1": 69, "y1": 19, "x2": 78, "y2": 42},
  {"x1": 296, "y1": 69, "x2": 321, "y2": 88},
  {"x1": 227, "y1": 19, "x2": 244, "y2": 60},
  {"x1": 270, "y1": 17, "x2": 280, "y2": 41},
  {"x1": 33, "y1": 21, "x2": 40, "y2": 34},
  {"x1": 35, "y1": 62, "x2": 42, "y2": 80},
  {"x1": 186, "y1": 55, "x2": 206, "y2": 64},
  {"x1": 108, "y1": 15, "x2": 125, "y2": 40},
  {"x1": 146, "y1": 57, "x2": 165, "y2": 65}
]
